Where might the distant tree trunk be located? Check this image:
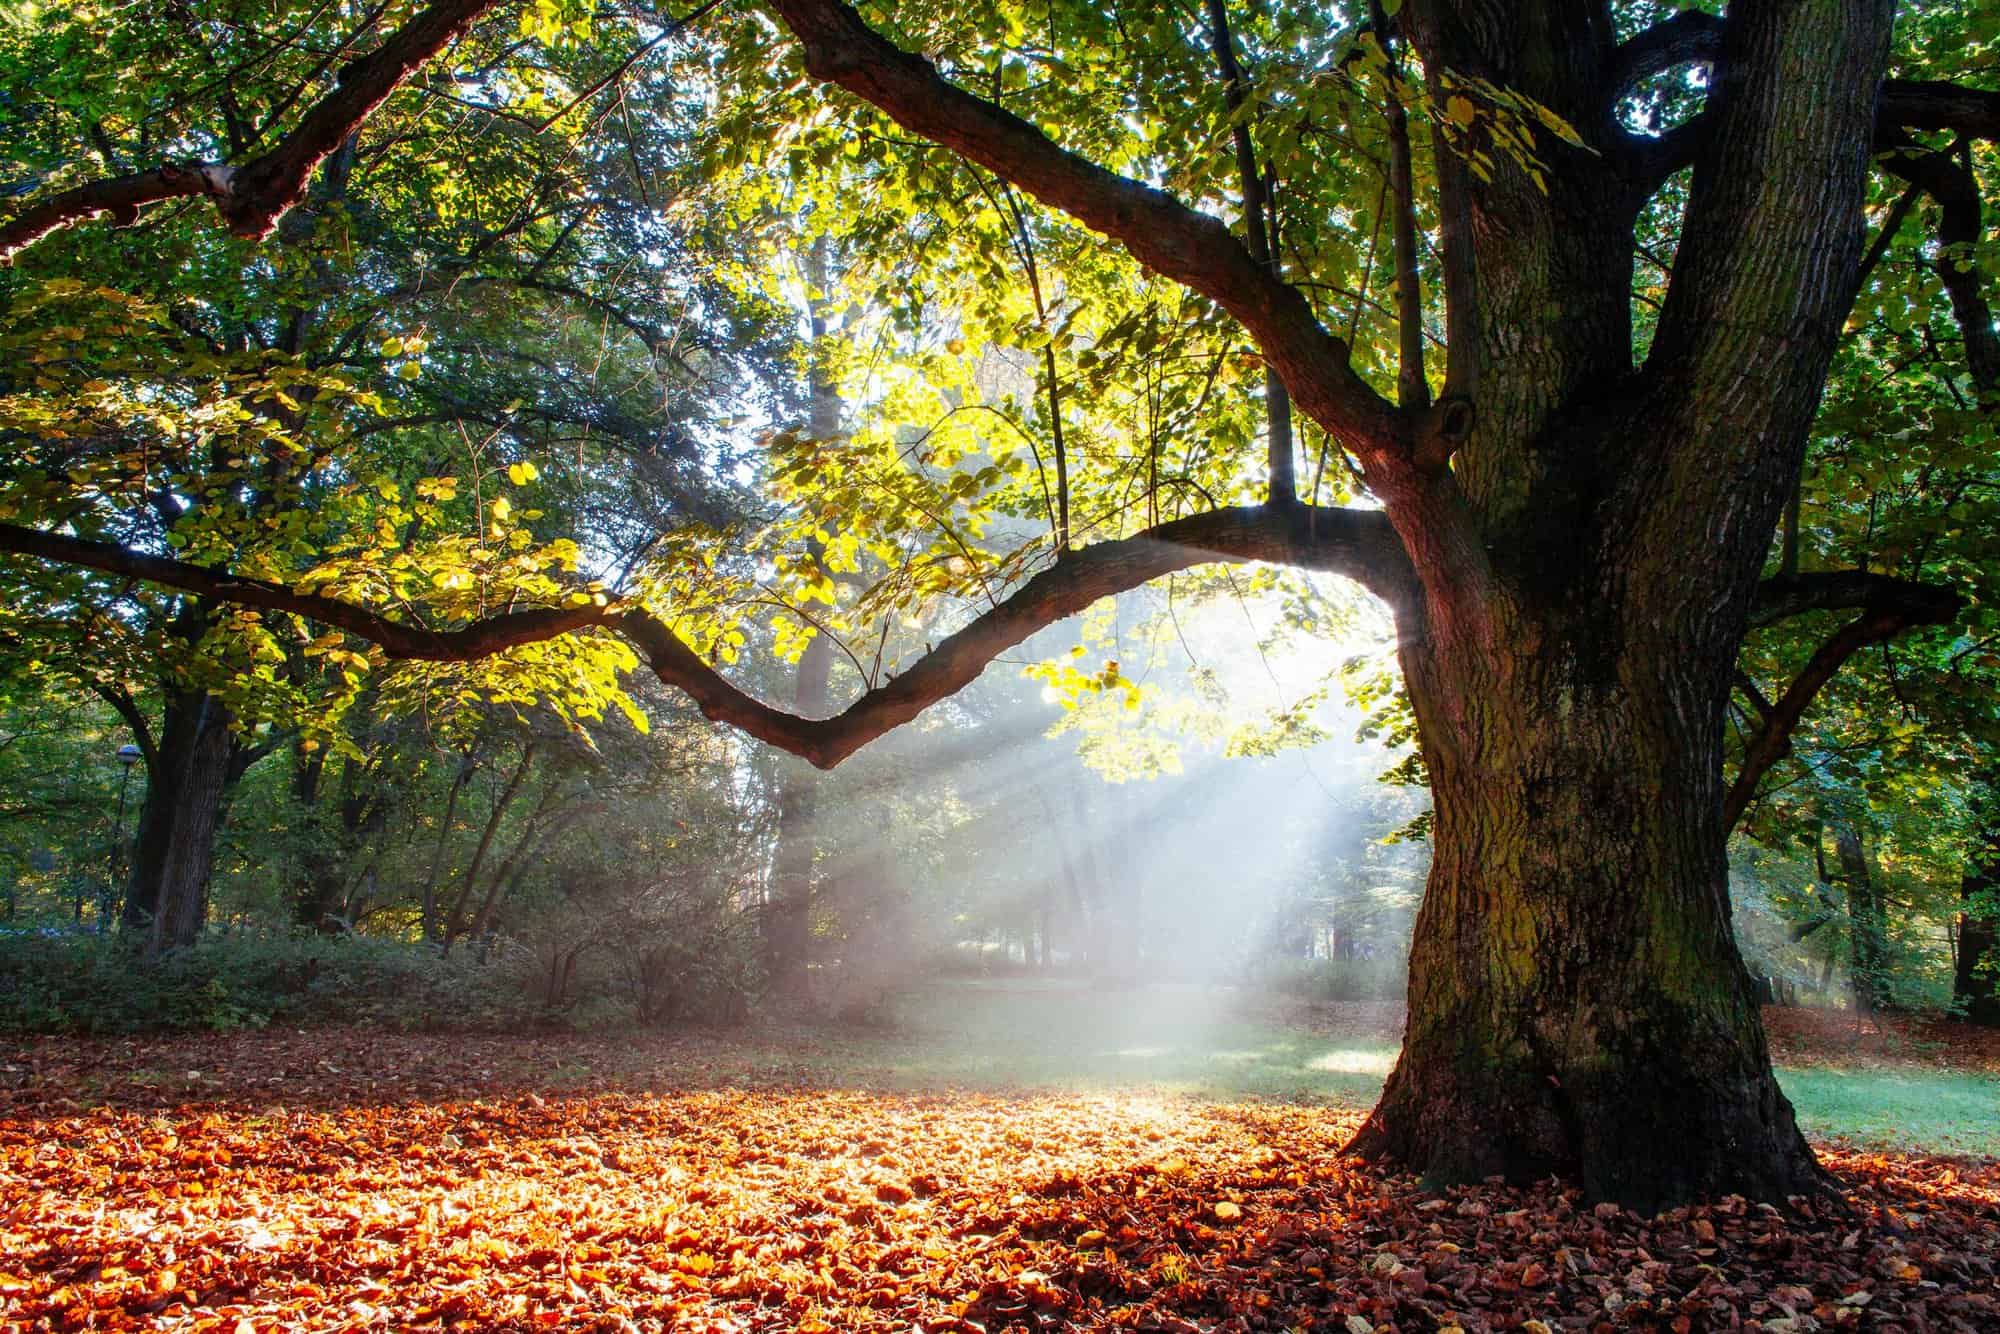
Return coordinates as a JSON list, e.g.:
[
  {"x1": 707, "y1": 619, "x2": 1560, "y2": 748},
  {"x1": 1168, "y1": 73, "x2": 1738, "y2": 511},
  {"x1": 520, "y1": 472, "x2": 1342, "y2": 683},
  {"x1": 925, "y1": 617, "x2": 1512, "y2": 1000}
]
[
  {"x1": 420, "y1": 753, "x2": 476, "y2": 944},
  {"x1": 1955, "y1": 808, "x2": 2000, "y2": 1025},
  {"x1": 289, "y1": 747, "x2": 341, "y2": 928},
  {"x1": 1834, "y1": 822, "x2": 1894, "y2": 1013},
  {"x1": 441, "y1": 744, "x2": 535, "y2": 953},
  {"x1": 765, "y1": 629, "x2": 832, "y2": 1004},
  {"x1": 766, "y1": 235, "x2": 843, "y2": 1006},
  {"x1": 288, "y1": 746, "x2": 386, "y2": 930},
  {"x1": 124, "y1": 692, "x2": 236, "y2": 954}
]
